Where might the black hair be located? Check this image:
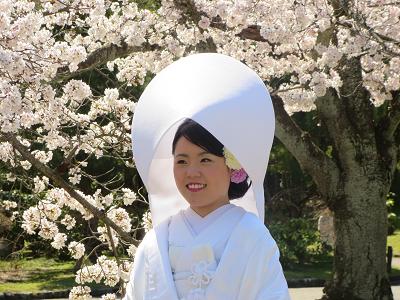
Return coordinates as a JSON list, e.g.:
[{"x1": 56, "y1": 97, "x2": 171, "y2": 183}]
[{"x1": 172, "y1": 118, "x2": 251, "y2": 200}]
